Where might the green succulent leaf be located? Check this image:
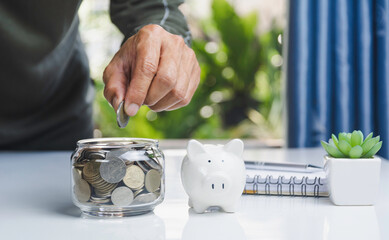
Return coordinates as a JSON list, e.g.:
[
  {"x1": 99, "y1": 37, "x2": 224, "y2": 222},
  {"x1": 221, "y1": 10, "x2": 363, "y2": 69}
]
[
  {"x1": 347, "y1": 133, "x2": 352, "y2": 141},
  {"x1": 338, "y1": 132, "x2": 350, "y2": 143},
  {"x1": 363, "y1": 132, "x2": 373, "y2": 144},
  {"x1": 362, "y1": 141, "x2": 382, "y2": 158},
  {"x1": 349, "y1": 145, "x2": 363, "y2": 158},
  {"x1": 338, "y1": 140, "x2": 352, "y2": 156},
  {"x1": 321, "y1": 141, "x2": 346, "y2": 158},
  {"x1": 328, "y1": 138, "x2": 336, "y2": 147},
  {"x1": 361, "y1": 138, "x2": 378, "y2": 155},
  {"x1": 331, "y1": 134, "x2": 339, "y2": 148},
  {"x1": 323, "y1": 131, "x2": 382, "y2": 159},
  {"x1": 350, "y1": 130, "x2": 363, "y2": 146}
]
